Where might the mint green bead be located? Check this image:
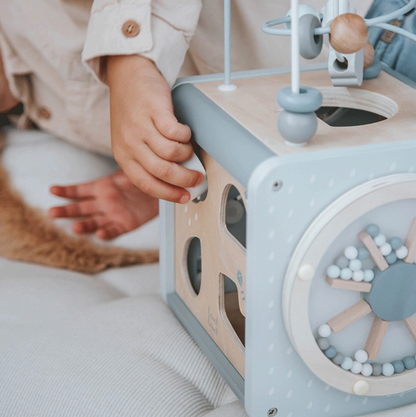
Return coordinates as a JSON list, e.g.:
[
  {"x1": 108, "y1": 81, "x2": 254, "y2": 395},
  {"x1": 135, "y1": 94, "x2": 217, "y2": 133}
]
[
  {"x1": 390, "y1": 237, "x2": 403, "y2": 250},
  {"x1": 385, "y1": 253, "x2": 397, "y2": 265},
  {"x1": 372, "y1": 363, "x2": 382, "y2": 376},
  {"x1": 392, "y1": 360, "x2": 405, "y2": 373},
  {"x1": 366, "y1": 224, "x2": 380, "y2": 238},
  {"x1": 324, "y1": 346, "x2": 337, "y2": 359},
  {"x1": 358, "y1": 247, "x2": 370, "y2": 260},
  {"x1": 403, "y1": 356, "x2": 416, "y2": 370}
]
